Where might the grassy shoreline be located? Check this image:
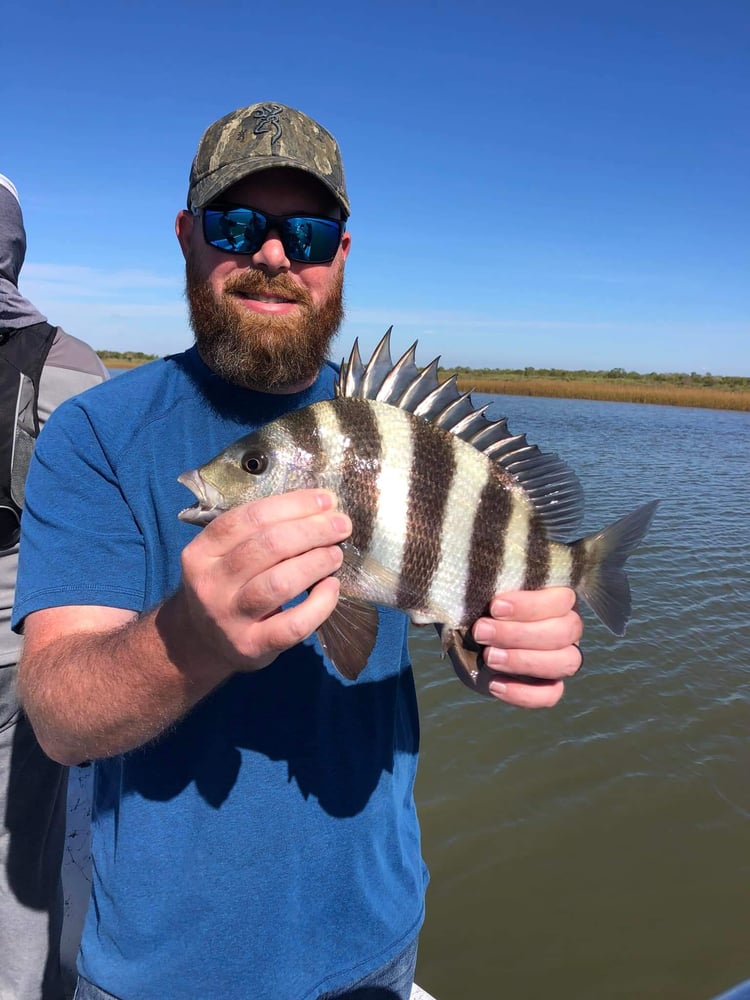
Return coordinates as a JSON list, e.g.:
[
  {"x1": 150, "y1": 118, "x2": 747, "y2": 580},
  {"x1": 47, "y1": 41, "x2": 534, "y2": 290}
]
[
  {"x1": 100, "y1": 356, "x2": 750, "y2": 412},
  {"x1": 448, "y1": 374, "x2": 750, "y2": 412}
]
